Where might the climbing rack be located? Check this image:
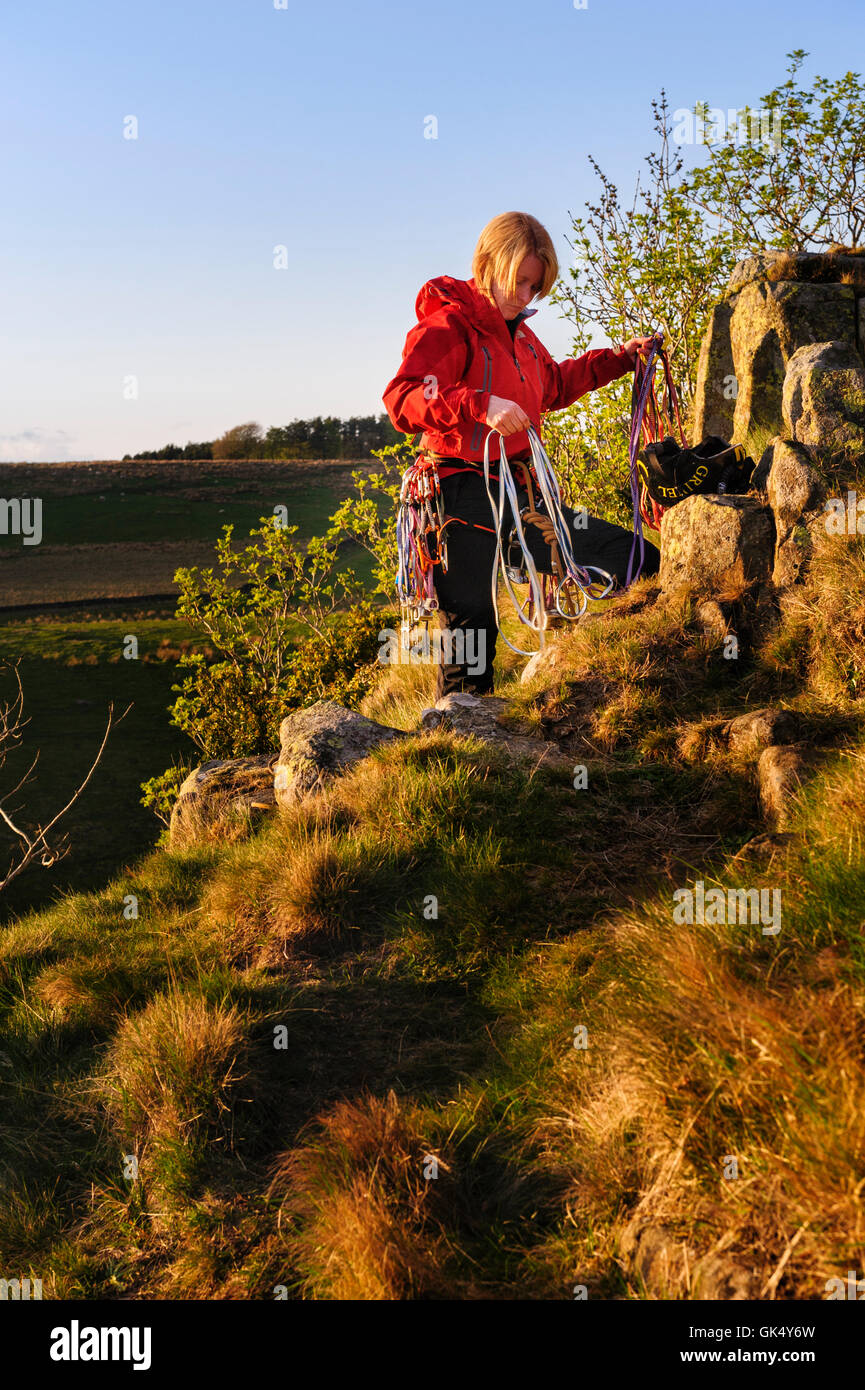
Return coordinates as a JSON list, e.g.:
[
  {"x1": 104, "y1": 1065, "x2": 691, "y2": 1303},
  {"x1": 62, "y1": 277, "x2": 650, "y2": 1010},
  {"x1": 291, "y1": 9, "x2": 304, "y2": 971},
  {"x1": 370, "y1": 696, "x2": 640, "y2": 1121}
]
[{"x1": 395, "y1": 451, "x2": 448, "y2": 652}]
